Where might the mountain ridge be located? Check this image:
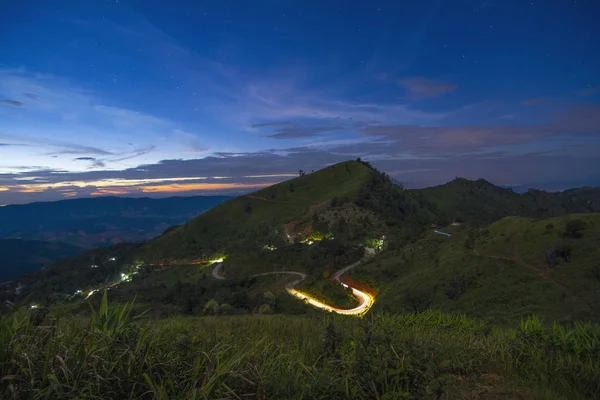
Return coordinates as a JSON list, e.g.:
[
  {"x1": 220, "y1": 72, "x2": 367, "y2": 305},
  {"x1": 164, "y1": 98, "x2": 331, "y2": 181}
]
[{"x1": 4, "y1": 160, "x2": 600, "y2": 325}]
